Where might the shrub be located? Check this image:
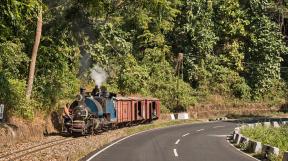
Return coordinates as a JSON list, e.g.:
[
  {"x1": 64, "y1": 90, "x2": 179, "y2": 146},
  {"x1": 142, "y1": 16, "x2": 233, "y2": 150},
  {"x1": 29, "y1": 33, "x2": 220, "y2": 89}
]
[{"x1": 0, "y1": 75, "x2": 34, "y2": 119}]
